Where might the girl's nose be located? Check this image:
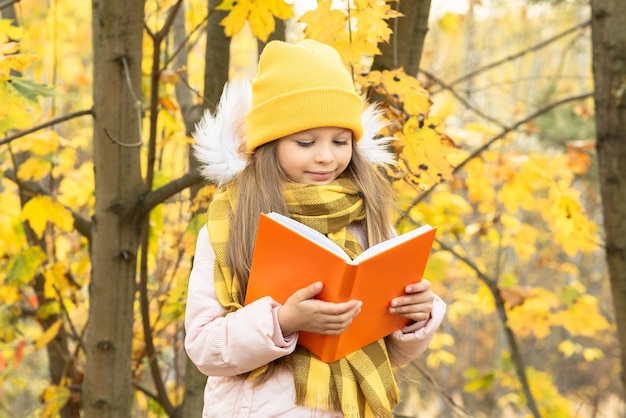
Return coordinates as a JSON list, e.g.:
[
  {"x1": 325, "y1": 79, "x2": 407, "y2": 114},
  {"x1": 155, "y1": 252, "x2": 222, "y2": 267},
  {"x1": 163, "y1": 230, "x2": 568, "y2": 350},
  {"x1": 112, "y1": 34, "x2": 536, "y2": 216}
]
[{"x1": 314, "y1": 145, "x2": 335, "y2": 163}]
